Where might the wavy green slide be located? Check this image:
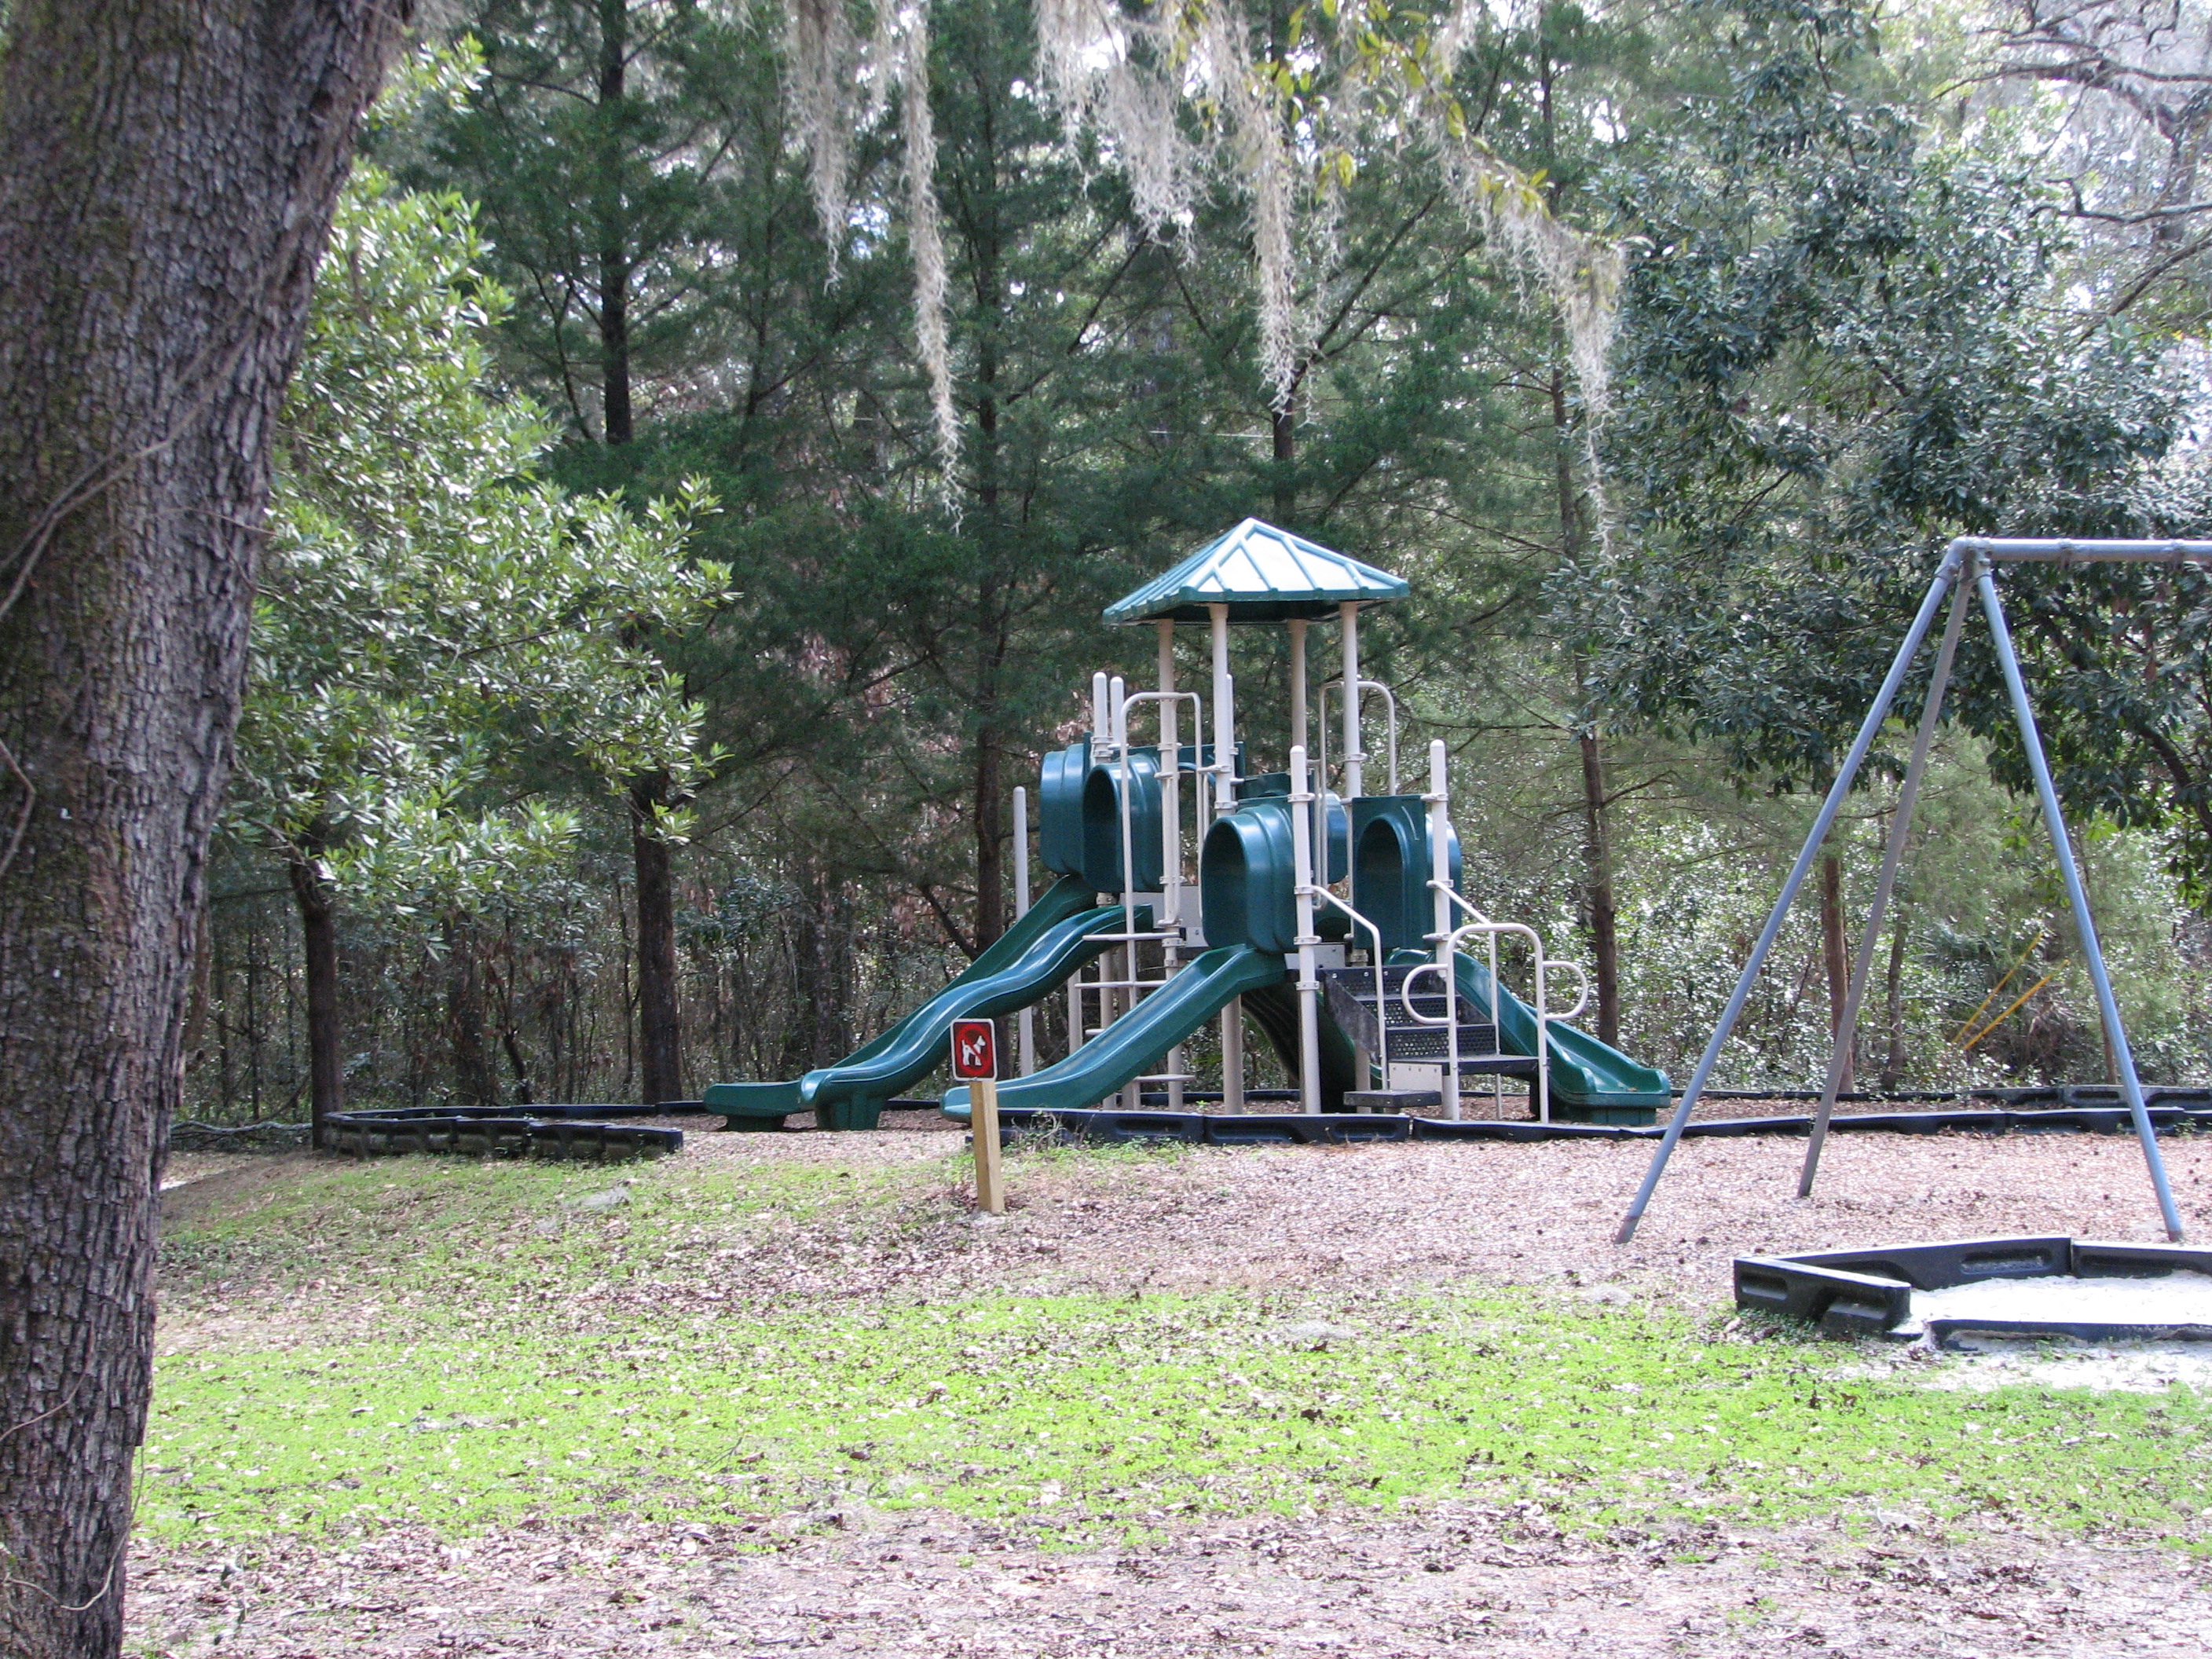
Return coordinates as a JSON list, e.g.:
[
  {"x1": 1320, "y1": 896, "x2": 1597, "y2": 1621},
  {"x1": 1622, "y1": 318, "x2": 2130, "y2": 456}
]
[
  {"x1": 943, "y1": 942, "x2": 1290, "y2": 1119},
  {"x1": 706, "y1": 875, "x2": 1133, "y2": 1130},
  {"x1": 1392, "y1": 949, "x2": 1668, "y2": 1113}
]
